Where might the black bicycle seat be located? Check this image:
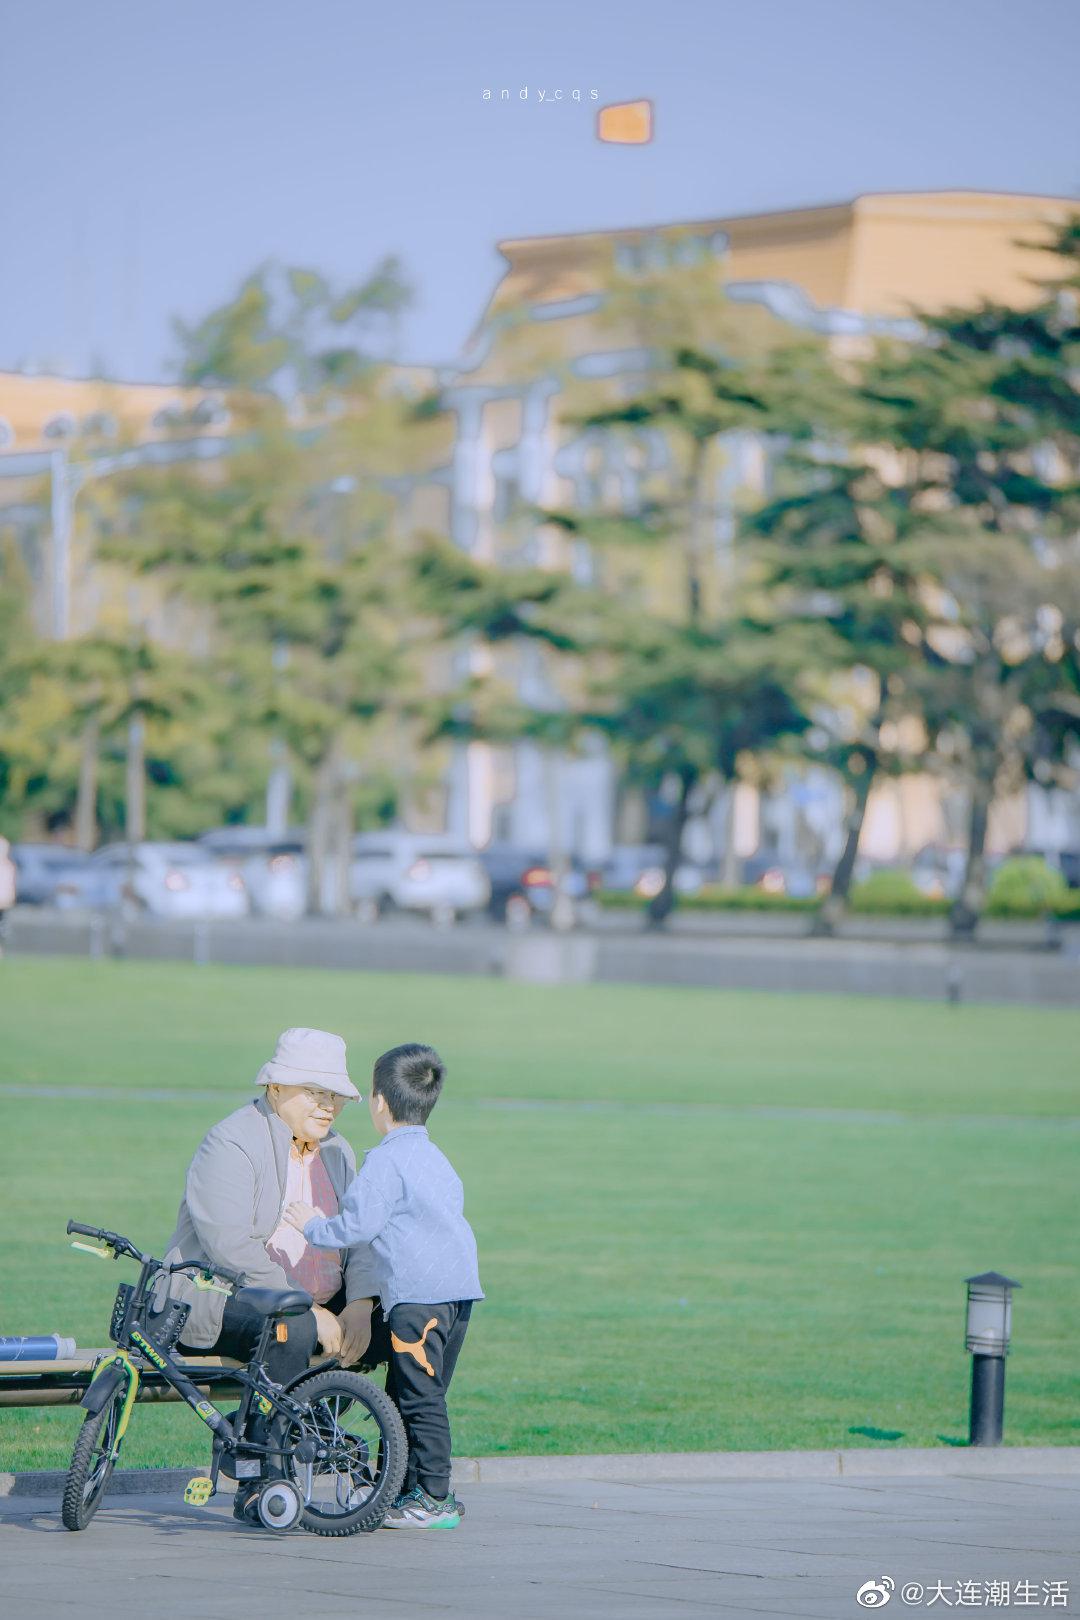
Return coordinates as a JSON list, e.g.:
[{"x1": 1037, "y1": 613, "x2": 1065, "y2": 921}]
[{"x1": 232, "y1": 1286, "x2": 314, "y2": 1319}]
